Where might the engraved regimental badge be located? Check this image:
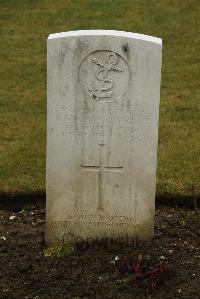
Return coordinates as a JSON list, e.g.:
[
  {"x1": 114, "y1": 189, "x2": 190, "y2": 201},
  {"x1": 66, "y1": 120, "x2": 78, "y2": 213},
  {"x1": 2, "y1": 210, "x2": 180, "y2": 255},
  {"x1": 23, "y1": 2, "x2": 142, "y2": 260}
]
[{"x1": 79, "y1": 50, "x2": 130, "y2": 102}]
